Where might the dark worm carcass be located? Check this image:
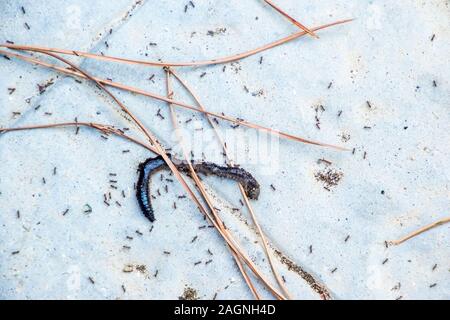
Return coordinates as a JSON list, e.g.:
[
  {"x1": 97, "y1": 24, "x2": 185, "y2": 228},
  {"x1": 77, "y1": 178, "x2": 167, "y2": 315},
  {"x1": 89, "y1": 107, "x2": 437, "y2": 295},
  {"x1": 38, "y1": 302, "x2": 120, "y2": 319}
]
[{"x1": 136, "y1": 155, "x2": 260, "y2": 222}]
